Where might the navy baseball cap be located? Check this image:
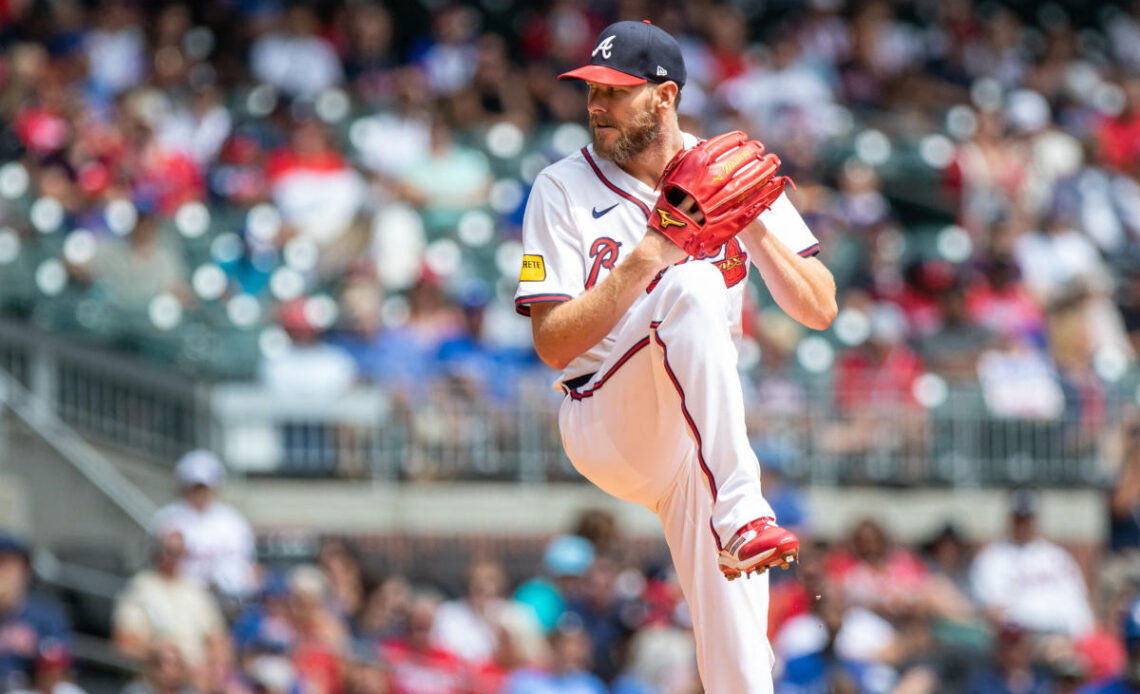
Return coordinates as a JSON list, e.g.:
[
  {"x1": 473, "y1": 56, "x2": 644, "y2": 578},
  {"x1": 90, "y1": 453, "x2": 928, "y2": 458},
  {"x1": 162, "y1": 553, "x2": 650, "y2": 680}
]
[{"x1": 559, "y1": 20, "x2": 686, "y2": 89}]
